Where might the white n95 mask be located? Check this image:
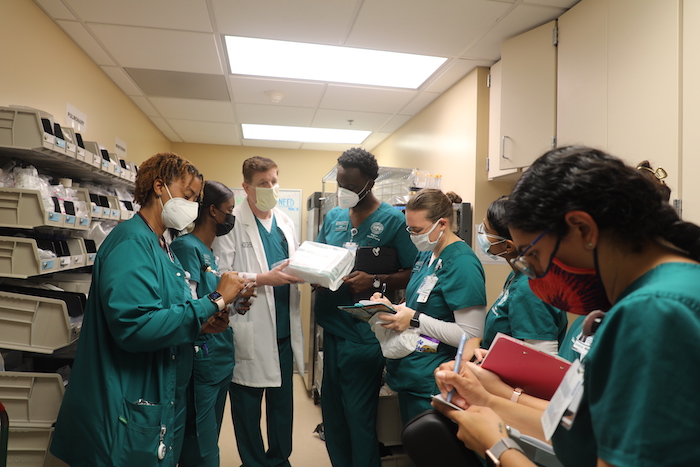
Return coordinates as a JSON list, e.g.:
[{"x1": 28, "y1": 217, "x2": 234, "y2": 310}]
[
  {"x1": 410, "y1": 220, "x2": 443, "y2": 252},
  {"x1": 255, "y1": 185, "x2": 280, "y2": 211},
  {"x1": 337, "y1": 181, "x2": 370, "y2": 210},
  {"x1": 160, "y1": 184, "x2": 199, "y2": 231}
]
